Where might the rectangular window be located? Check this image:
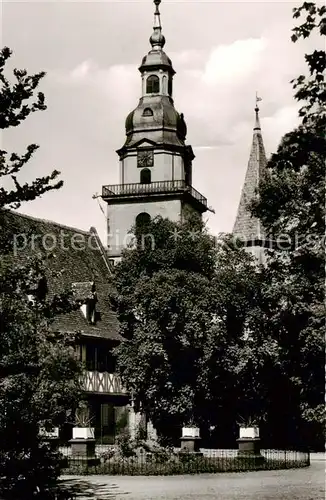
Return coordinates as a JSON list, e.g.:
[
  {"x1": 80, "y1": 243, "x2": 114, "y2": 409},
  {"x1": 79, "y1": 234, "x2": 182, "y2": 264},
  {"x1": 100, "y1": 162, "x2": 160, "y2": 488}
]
[
  {"x1": 86, "y1": 345, "x2": 96, "y2": 371},
  {"x1": 85, "y1": 345, "x2": 116, "y2": 373}
]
